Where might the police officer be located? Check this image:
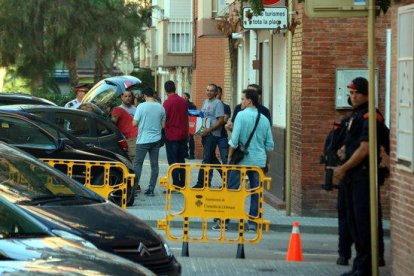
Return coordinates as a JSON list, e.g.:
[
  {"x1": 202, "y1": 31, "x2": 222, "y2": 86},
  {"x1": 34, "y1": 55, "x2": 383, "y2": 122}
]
[
  {"x1": 331, "y1": 77, "x2": 388, "y2": 276},
  {"x1": 64, "y1": 84, "x2": 91, "y2": 109}
]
